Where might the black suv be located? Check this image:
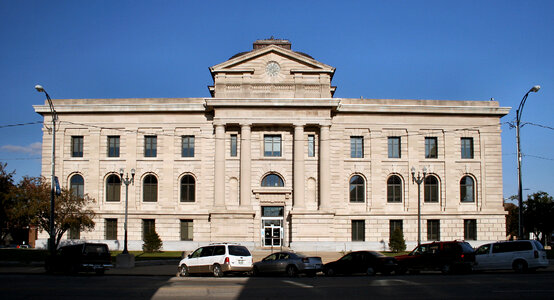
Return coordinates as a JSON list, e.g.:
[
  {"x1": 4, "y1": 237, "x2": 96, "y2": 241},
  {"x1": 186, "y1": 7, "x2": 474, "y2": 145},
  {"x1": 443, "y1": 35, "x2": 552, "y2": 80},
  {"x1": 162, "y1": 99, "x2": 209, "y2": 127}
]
[
  {"x1": 46, "y1": 243, "x2": 112, "y2": 275},
  {"x1": 395, "y1": 241, "x2": 475, "y2": 274}
]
